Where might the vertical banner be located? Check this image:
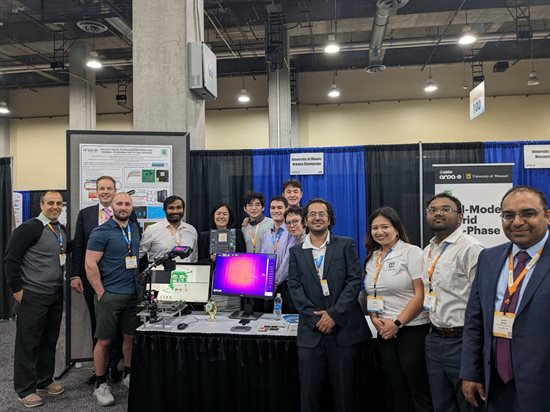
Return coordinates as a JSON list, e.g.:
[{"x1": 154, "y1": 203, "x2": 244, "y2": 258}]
[
  {"x1": 433, "y1": 163, "x2": 513, "y2": 247},
  {"x1": 469, "y1": 81, "x2": 485, "y2": 120}
]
